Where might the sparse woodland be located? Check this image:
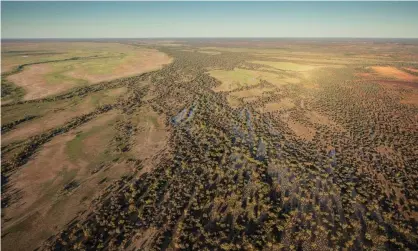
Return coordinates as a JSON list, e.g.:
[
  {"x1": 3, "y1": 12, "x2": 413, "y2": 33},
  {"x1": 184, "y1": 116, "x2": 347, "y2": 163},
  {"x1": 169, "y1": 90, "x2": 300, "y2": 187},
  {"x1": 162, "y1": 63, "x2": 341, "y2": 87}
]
[{"x1": 1, "y1": 41, "x2": 418, "y2": 250}]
